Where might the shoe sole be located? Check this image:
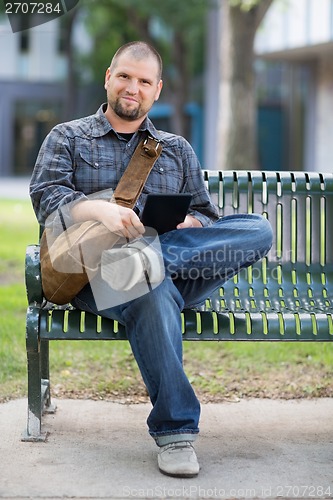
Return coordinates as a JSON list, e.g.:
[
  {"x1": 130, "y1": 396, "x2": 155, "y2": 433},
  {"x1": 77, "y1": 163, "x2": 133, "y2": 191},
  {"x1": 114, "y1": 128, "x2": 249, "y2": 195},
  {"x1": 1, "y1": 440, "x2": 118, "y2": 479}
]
[{"x1": 158, "y1": 466, "x2": 199, "y2": 478}]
